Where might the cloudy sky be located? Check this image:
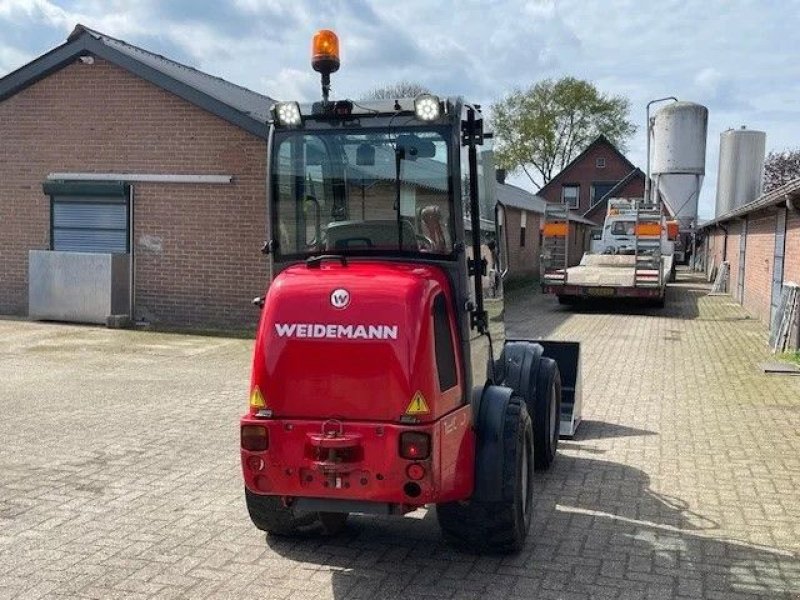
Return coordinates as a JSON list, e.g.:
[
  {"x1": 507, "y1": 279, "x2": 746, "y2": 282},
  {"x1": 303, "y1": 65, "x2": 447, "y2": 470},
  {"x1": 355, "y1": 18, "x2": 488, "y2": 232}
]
[{"x1": 1, "y1": 0, "x2": 798, "y2": 218}]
